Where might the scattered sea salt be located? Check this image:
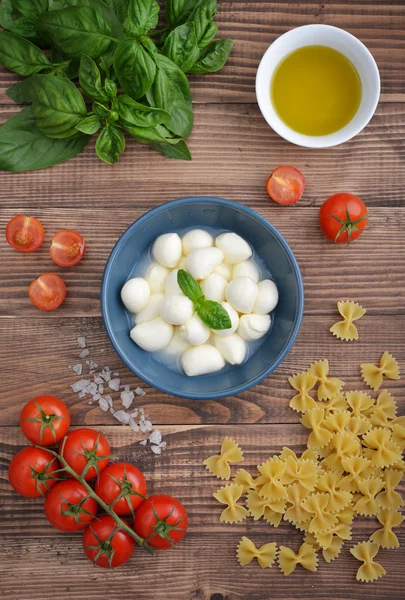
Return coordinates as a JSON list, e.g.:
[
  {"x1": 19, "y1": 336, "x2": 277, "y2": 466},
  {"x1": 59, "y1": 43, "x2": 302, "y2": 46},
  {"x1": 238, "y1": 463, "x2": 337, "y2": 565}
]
[
  {"x1": 151, "y1": 445, "x2": 162, "y2": 455},
  {"x1": 108, "y1": 378, "x2": 120, "y2": 392},
  {"x1": 139, "y1": 439, "x2": 148, "y2": 446},
  {"x1": 121, "y1": 390, "x2": 134, "y2": 409},
  {"x1": 104, "y1": 395, "x2": 113, "y2": 407},
  {"x1": 78, "y1": 391, "x2": 86, "y2": 399},
  {"x1": 94, "y1": 375, "x2": 103, "y2": 385},
  {"x1": 79, "y1": 349, "x2": 90, "y2": 359},
  {"x1": 77, "y1": 336, "x2": 86, "y2": 349},
  {"x1": 71, "y1": 379, "x2": 90, "y2": 393},
  {"x1": 149, "y1": 430, "x2": 162, "y2": 445},
  {"x1": 92, "y1": 393, "x2": 101, "y2": 402},
  {"x1": 99, "y1": 397, "x2": 109, "y2": 412},
  {"x1": 135, "y1": 387, "x2": 146, "y2": 396},
  {"x1": 98, "y1": 384, "x2": 104, "y2": 394},
  {"x1": 113, "y1": 410, "x2": 131, "y2": 424},
  {"x1": 73, "y1": 364, "x2": 83, "y2": 376}
]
